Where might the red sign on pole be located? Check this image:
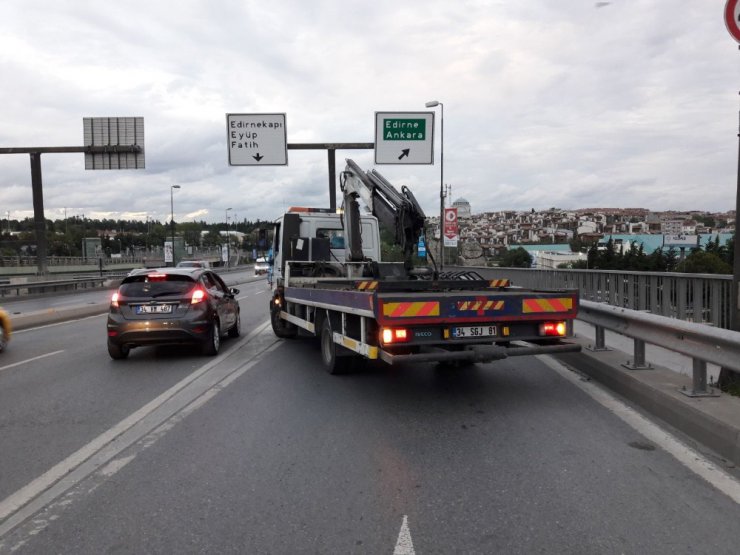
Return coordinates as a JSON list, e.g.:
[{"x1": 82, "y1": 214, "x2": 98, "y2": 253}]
[
  {"x1": 725, "y1": 0, "x2": 740, "y2": 42},
  {"x1": 443, "y1": 207, "x2": 458, "y2": 247}
]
